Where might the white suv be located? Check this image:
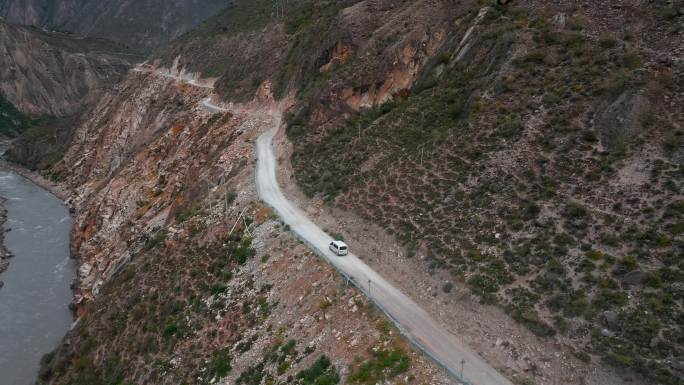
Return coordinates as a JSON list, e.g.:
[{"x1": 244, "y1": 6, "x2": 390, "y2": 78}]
[{"x1": 329, "y1": 240, "x2": 348, "y2": 256}]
